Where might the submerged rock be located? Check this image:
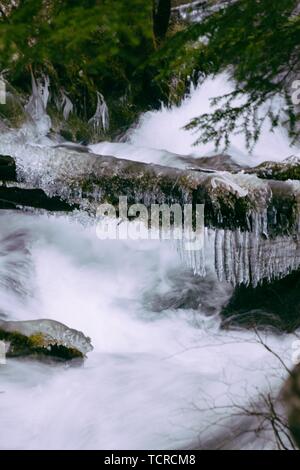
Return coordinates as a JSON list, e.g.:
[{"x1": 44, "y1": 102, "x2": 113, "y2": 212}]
[
  {"x1": 143, "y1": 267, "x2": 233, "y2": 314},
  {"x1": 0, "y1": 319, "x2": 93, "y2": 361},
  {"x1": 221, "y1": 270, "x2": 300, "y2": 332},
  {"x1": 1, "y1": 145, "x2": 300, "y2": 237}
]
